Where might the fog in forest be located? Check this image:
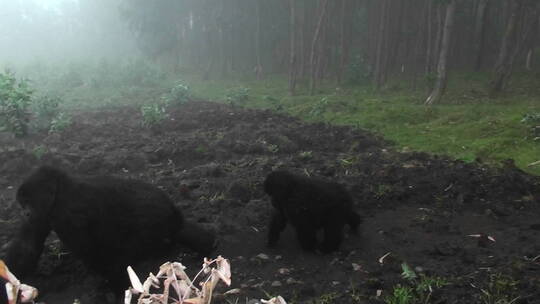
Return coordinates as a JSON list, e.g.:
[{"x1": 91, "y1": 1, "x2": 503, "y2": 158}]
[
  {"x1": 1, "y1": 1, "x2": 540, "y2": 304},
  {"x1": 2, "y1": 0, "x2": 539, "y2": 93},
  {"x1": 0, "y1": 0, "x2": 135, "y2": 64}
]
